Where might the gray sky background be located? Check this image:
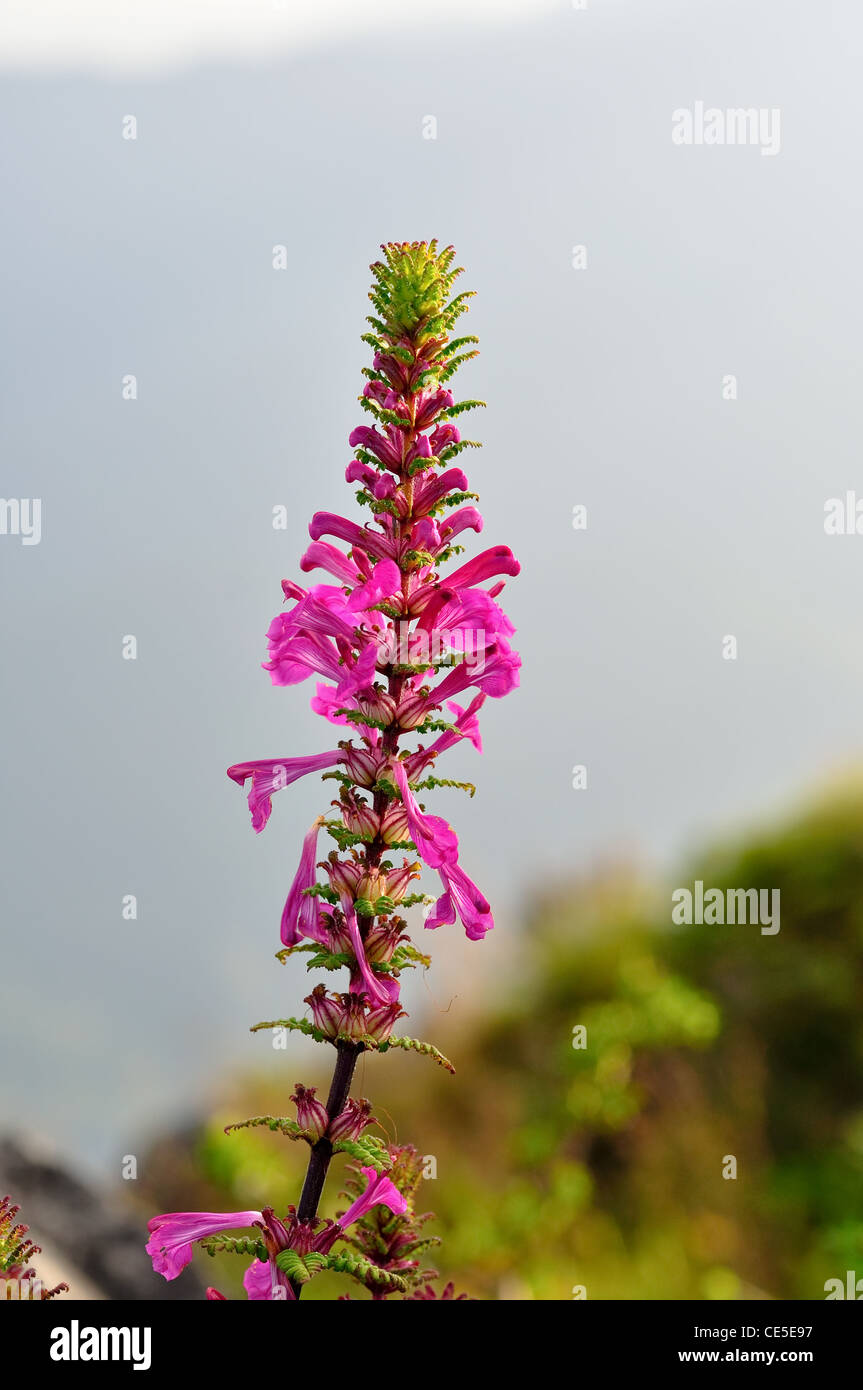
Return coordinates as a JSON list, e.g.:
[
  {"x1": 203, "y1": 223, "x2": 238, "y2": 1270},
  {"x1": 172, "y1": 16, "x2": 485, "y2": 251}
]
[{"x1": 2, "y1": 0, "x2": 862, "y2": 1177}]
